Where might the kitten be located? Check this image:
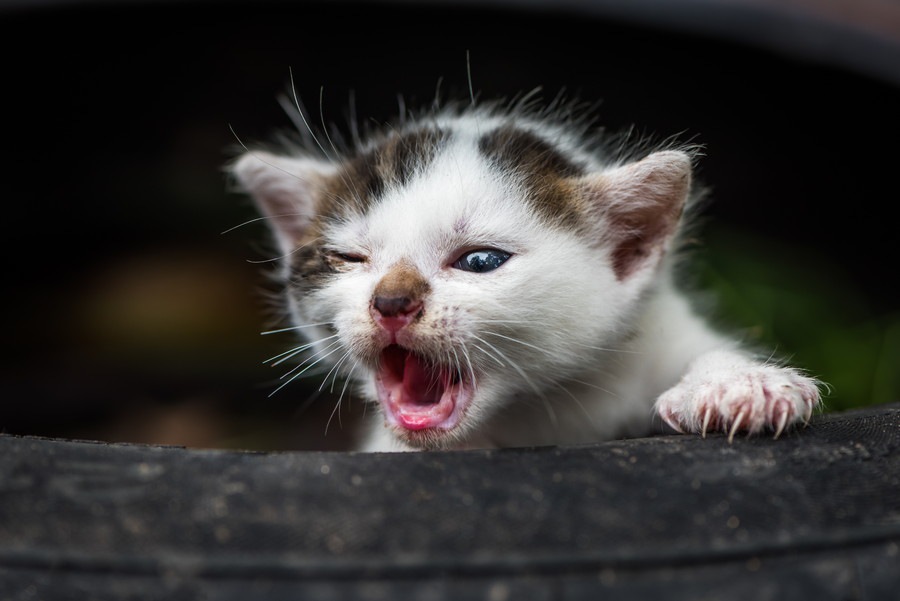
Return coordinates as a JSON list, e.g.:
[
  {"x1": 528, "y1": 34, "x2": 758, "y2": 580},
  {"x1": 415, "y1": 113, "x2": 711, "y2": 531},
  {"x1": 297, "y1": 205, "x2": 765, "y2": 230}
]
[{"x1": 229, "y1": 96, "x2": 822, "y2": 452}]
